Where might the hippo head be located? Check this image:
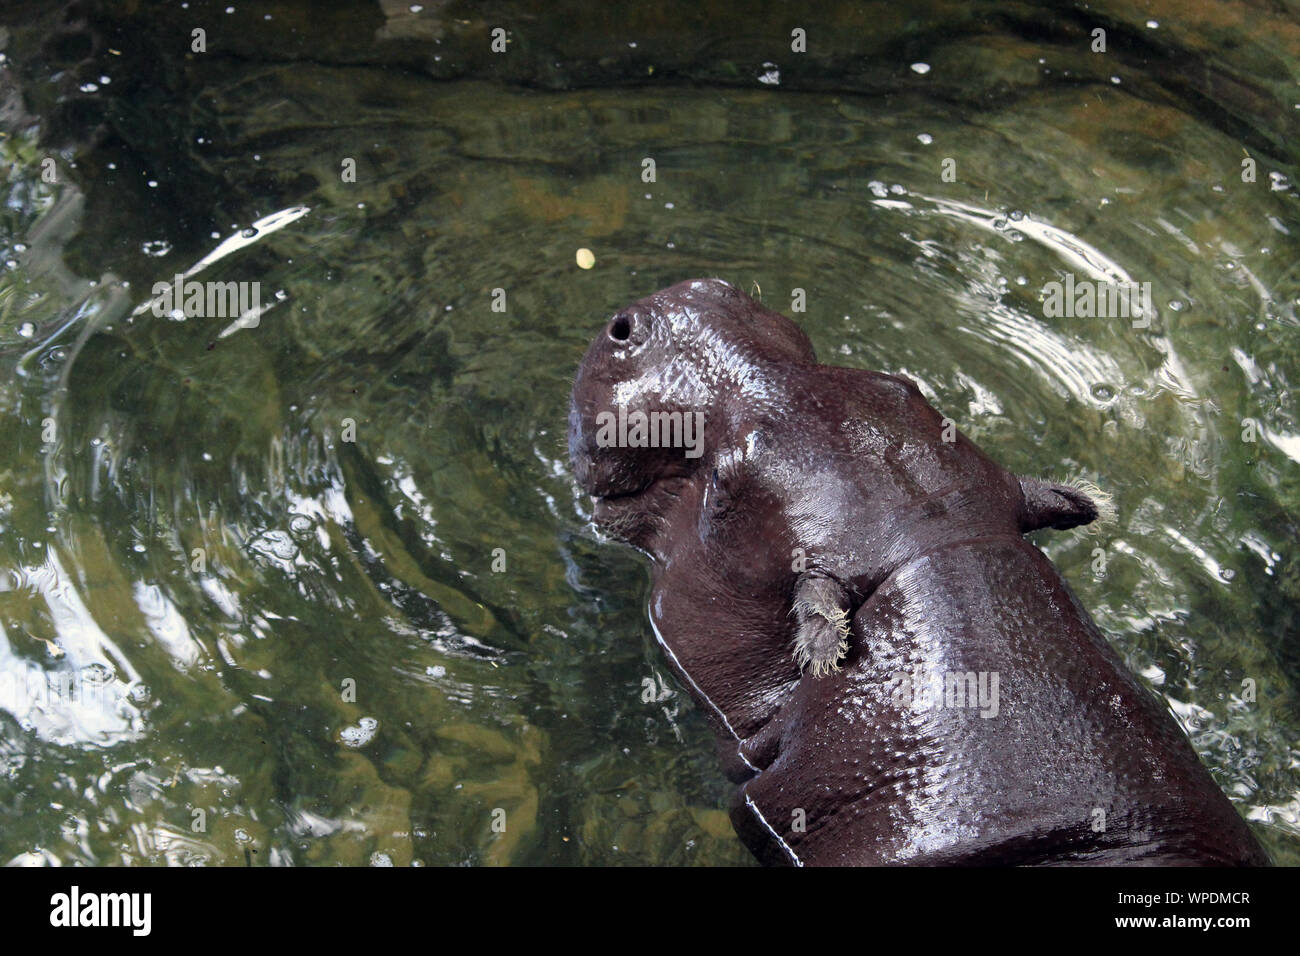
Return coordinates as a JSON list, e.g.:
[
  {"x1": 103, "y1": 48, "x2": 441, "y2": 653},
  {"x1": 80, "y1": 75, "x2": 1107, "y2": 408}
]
[
  {"x1": 568, "y1": 278, "x2": 816, "y2": 544},
  {"x1": 570, "y1": 278, "x2": 1100, "y2": 553}
]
